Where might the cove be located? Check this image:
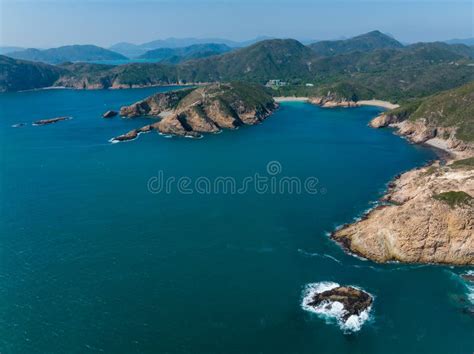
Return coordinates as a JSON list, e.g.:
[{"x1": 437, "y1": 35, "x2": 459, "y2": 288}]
[{"x1": 0, "y1": 88, "x2": 472, "y2": 353}]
